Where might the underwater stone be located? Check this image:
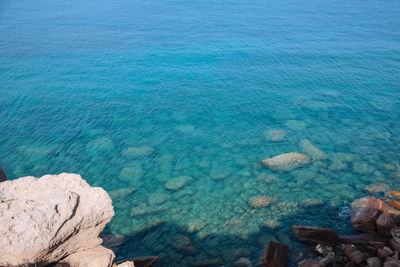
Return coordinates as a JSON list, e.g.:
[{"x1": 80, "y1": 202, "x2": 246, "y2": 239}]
[
  {"x1": 121, "y1": 146, "x2": 154, "y2": 159},
  {"x1": 262, "y1": 152, "x2": 310, "y2": 171},
  {"x1": 248, "y1": 195, "x2": 277, "y2": 208},
  {"x1": 210, "y1": 167, "x2": 232, "y2": 180},
  {"x1": 300, "y1": 198, "x2": 324, "y2": 207},
  {"x1": 148, "y1": 192, "x2": 170, "y2": 206},
  {"x1": 284, "y1": 120, "x2": 306, "y2": 131},
  {"x1": 264, "y1": 130, "x2": 287, "y2": 142},
  {"x1": 172, "y1": 235, "x2": 196, "y2": 254},
  {"x1": 256, "y1": 173, "x2": 279, "y2": 183},
  {"x1": 260, "y1": 241, "x2": 289, "y2": 267},
  {"x1": 186, "y1": 220, "x2": 208, "y2": 233},
  {"x1": 365, "y1": 183, "x2": 390, "y2": 194},
  {"x1": 299, "y1": 139, "x2": 327, "y2": 161},
  {"x1": 118, "y1": 166, "x2": 144, "y2": 181},
  {"x1": 234, "y1": 257, "x2": 252, "y2": 267},
  {"x1": 100, "y1": 234, "x2": 125, "y2": 249},
  {"x1": 353, "y1": 161, "x2": 375, "y2": 175},
  {"x1": 262, "y1": 219, "x2": 281, "y2": 230},
  {"x1": 165, "y1": 176, "x2": 192, "y2": 191},
  {"x1": 108, "y1": 187, "x2": 136, "y2": 201},
  {"x1": 86, "y1": 137, "x2": 114, "y2": 156}
]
